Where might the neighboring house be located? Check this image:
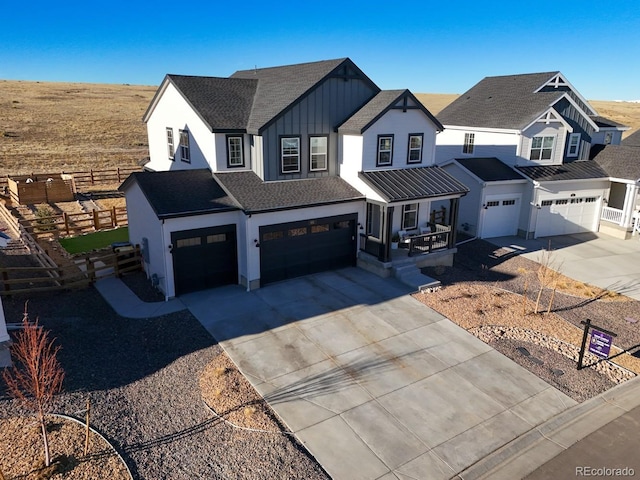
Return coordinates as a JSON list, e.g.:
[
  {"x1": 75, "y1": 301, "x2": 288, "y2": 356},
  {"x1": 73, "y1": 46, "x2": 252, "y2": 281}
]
[
  {"x1": 622, "y1": 129, "x2": 640, "y2": 148},
  {"x1": 121, "y1": 58, "x2": 466, "y2": 297},
  {"x1": 435, "y1": 71, "x2": 630, "y2": 239},
  {"x1": 590, "y1": 144, "x2": 640, "y2": 237}
]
